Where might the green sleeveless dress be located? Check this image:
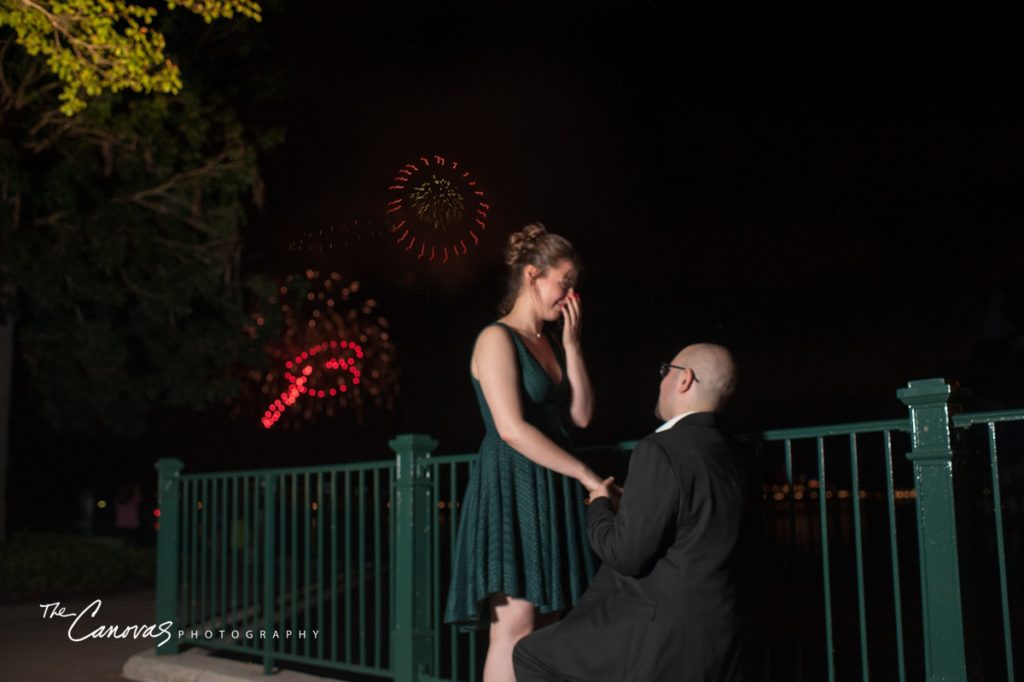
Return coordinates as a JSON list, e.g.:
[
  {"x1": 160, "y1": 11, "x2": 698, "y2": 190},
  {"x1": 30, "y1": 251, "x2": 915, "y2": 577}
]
[{"x1": 443, "y1": 322, "x2": 596, "y2": 627}]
